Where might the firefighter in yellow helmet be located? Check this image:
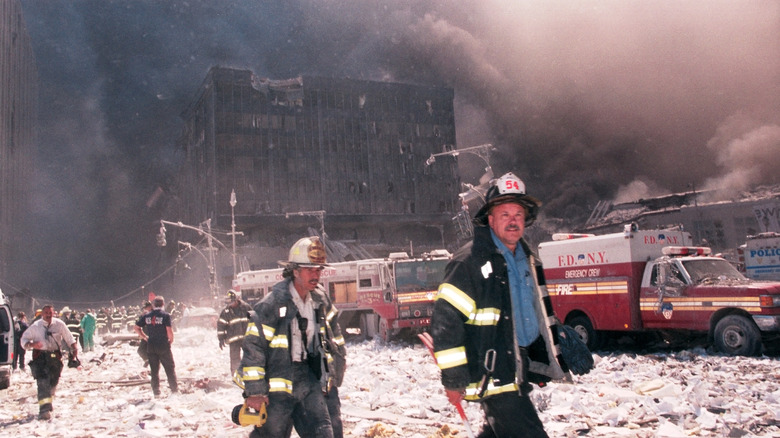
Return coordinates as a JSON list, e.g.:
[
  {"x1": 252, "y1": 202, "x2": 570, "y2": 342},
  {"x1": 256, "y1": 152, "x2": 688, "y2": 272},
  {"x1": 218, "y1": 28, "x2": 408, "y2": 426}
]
[
  {"x1": 217, "y1": 289, "x2": 252, "y2": 373},
  {"x1": 233, "y1": 236, "x2": 346, "y2": 438}
]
